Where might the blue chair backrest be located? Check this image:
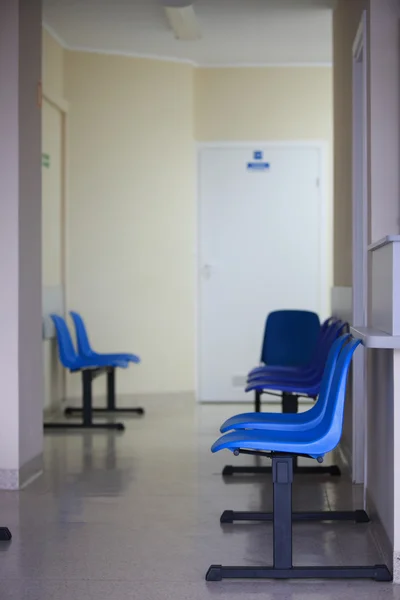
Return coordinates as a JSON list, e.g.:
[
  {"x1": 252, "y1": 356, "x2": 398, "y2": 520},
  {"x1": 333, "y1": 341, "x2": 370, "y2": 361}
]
[
  {"x1": 309, "y1": 320, "x2": 349, "y2": 379},
  {"x1": 69, "y1": 311, "x2": 92, "y2": 356},
  {"x1": 50, "y1": 314, "x2": 78, "y2": 368},
  {"x1": 313, "y1": 338, "x2": 362, "y2": 455},
  {"x1": 261, "y1": 310, "x2": 321, "y2": 367},
  {"x1": 308, "y1": 317, "x2": 337, "y2": 362},
  {"x1": 308, "y1": 333, "x2": 351, "y2": 419}
]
